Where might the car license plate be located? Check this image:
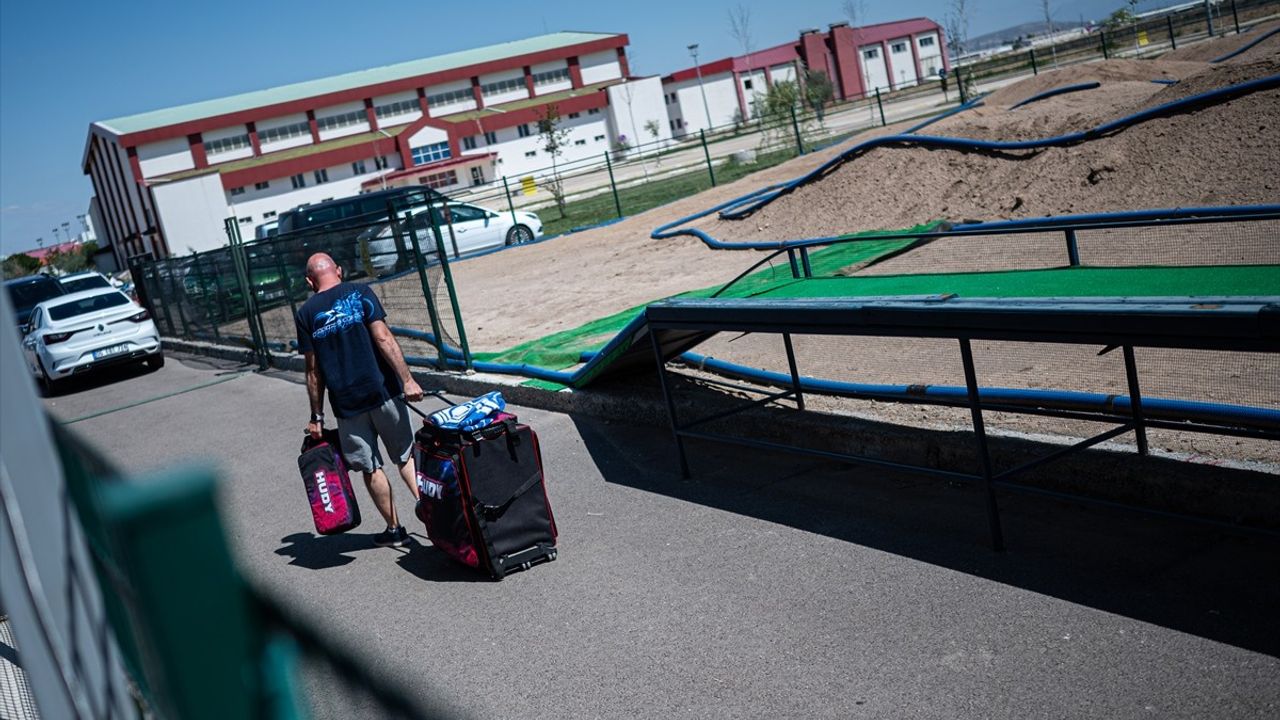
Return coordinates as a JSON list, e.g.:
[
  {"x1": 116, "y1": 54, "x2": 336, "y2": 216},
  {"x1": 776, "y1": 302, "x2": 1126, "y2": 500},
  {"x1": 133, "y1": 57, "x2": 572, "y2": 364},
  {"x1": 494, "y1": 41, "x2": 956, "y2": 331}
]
[{"x1": 93, "y1": 343, "x2": 130, "y2": 360}]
